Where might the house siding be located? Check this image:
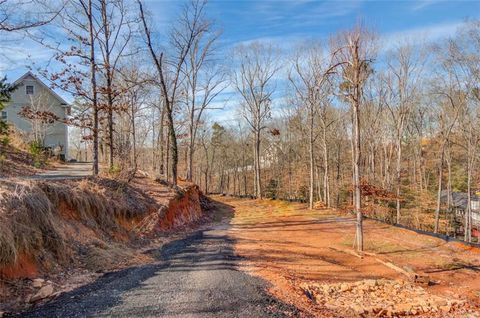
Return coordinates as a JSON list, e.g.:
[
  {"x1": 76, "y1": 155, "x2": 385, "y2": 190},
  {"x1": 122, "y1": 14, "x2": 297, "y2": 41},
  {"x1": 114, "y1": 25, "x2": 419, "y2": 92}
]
[{"x1": 4, "y1": 73, "x2": 69, "y2": 157}]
